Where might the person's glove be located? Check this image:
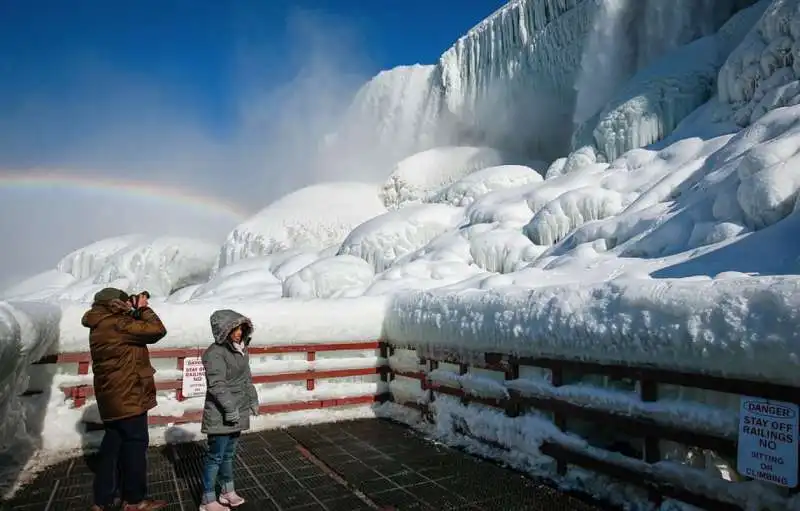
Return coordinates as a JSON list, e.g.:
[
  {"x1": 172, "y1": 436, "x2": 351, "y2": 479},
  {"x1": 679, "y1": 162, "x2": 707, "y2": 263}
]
[
  {"x1": 130, "y1": 308, "x2": 144, "y2": 320},
  {"x1": 224, "y1": 409, "x2": 240, "y2": 425},
  {"x1": 250, "y1": 405, "x2": 260, "y2": 417}
]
